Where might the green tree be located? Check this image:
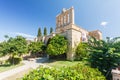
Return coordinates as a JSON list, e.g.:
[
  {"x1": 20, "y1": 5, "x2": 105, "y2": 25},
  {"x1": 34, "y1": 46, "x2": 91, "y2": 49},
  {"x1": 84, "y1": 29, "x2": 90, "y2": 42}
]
[
  {"x1": 44, "y1": 27, "x2": 47, "y2": 36},
  {"x1": 1, "y1": 36, "x2": 28, "y2": 57},
  {"x1": 1, "y1": 36, "x2": 28, "y2": 64},
  {"x1": 37, "y1": 27, "x2": 42, "y2": 42},
  {"x1": 8, "y1": 36, "x2": 28, "y2": 56},
  {"x1": 37, "y1": 27, "x2": 42, "y2": 37},
  {"x1": 28, "y1": 41, "x2": 44, "y2": 54},
  {"x1": 46, "y1": 35, "x2": 68, "y2": 55},
  {"x1": 113, "y1": 41, "x2": 120, "y2": 52},
  {"x1": 4, "y1": 35, "x2": 9, "y2": 39},
  {"x1": 75, "y1": 42, "x2": 89, "y2": 61},
  {"x1": 0, "y1": 41, "x2": 8, "y2": 57},
  {"x1": 88, "y1": 37, "x2": 120, "y2": 79},
  {"x1": 50, "y1": 27, "x2": 53, "y2": 34}
]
